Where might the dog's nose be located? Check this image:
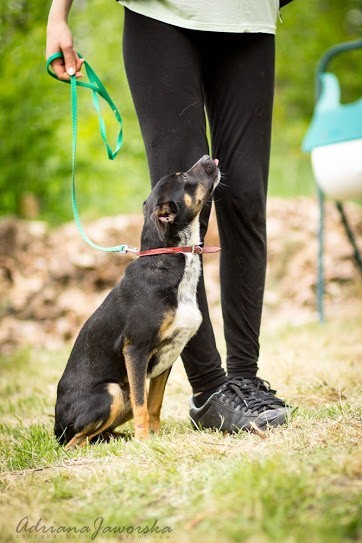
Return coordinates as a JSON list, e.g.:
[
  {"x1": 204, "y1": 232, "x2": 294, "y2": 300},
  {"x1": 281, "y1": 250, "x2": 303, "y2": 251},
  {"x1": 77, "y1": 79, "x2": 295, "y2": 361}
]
[
  {"x1": 187, "y1": 155, "x2": 219, "y2": 176},
  {"x1": 200, "y1": 155, "x2": 219, "y2": 168},
  {"x1": 199, "y1": 155, "x2": 218, "y2": 167},
  {"x1": 203, "y1": 157, "x2": 218, "y2": 176}
]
